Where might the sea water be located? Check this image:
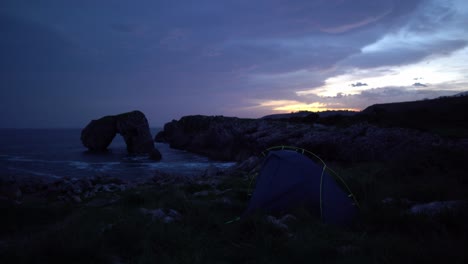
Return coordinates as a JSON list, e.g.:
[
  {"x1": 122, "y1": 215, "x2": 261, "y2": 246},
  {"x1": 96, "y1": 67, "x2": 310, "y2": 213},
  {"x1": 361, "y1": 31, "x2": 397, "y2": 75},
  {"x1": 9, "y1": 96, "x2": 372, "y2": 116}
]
[{"x1": 0, "y1": 129, "x2": 235, "y2": 182}]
